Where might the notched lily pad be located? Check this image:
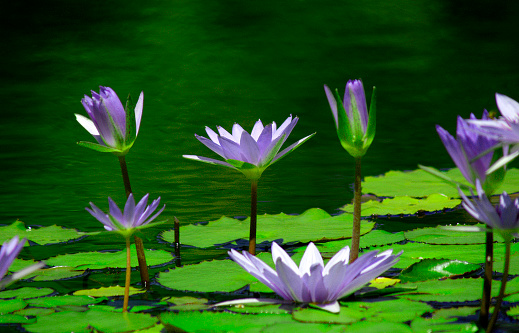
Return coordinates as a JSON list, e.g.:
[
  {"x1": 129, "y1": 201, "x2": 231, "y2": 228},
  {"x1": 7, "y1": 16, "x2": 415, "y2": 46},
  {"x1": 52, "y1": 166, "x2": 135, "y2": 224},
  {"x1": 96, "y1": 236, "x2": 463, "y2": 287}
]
[
  {"x1": 341, "y1": 194, "x2": 461, "y2": 216},
  {"x1": 73, "y1": 286, "x2": 145, "y2": 297},
  {"x1": 0, "y1": 220, "x2": 85, "y2": 246},
  {"x1": 362, "y1": 167, "x2": 519, "y2": 197},
  {"x1": 399, "y1": 259, "x2": 481, "y2": 283},
  {"x1": 161, "y1": 208, "x2": 374, "y2": 248},
  {"x1": 0, "y1": 287, "x2": 54, "y2": 300},
  {"x1": 404, "y1": 224, "x2": 496, "y2": 245},
  {"x1": 46, "y1": 244, "x2": 173, "y2": 270}
]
